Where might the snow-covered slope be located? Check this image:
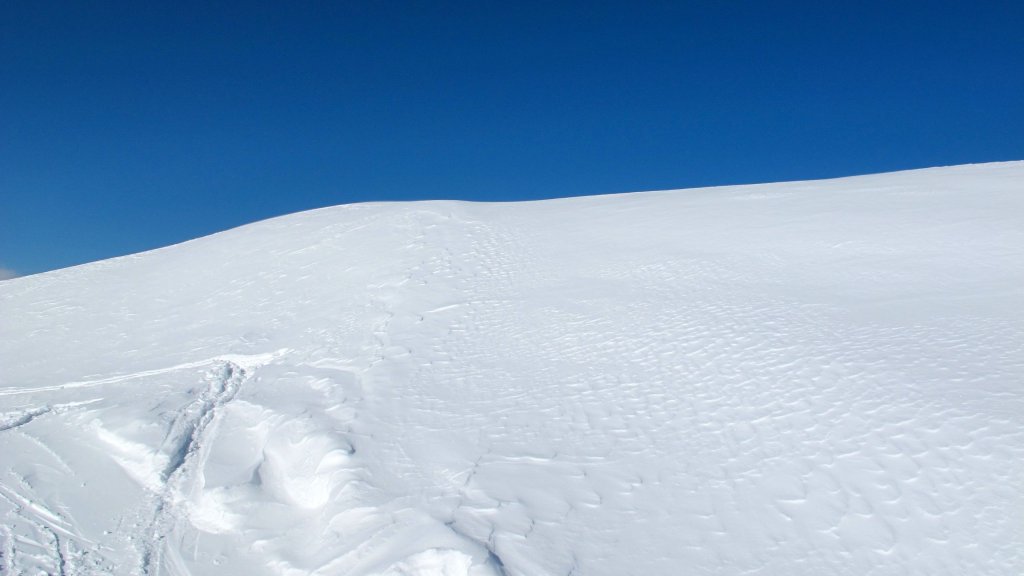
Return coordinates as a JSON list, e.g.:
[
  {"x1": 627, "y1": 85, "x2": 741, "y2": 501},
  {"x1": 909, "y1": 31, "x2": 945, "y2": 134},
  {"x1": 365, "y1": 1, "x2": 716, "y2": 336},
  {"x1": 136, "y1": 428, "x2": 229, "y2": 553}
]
[{"x1": 1, "y1": 162, "x2": 1022, "y2": 575}]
